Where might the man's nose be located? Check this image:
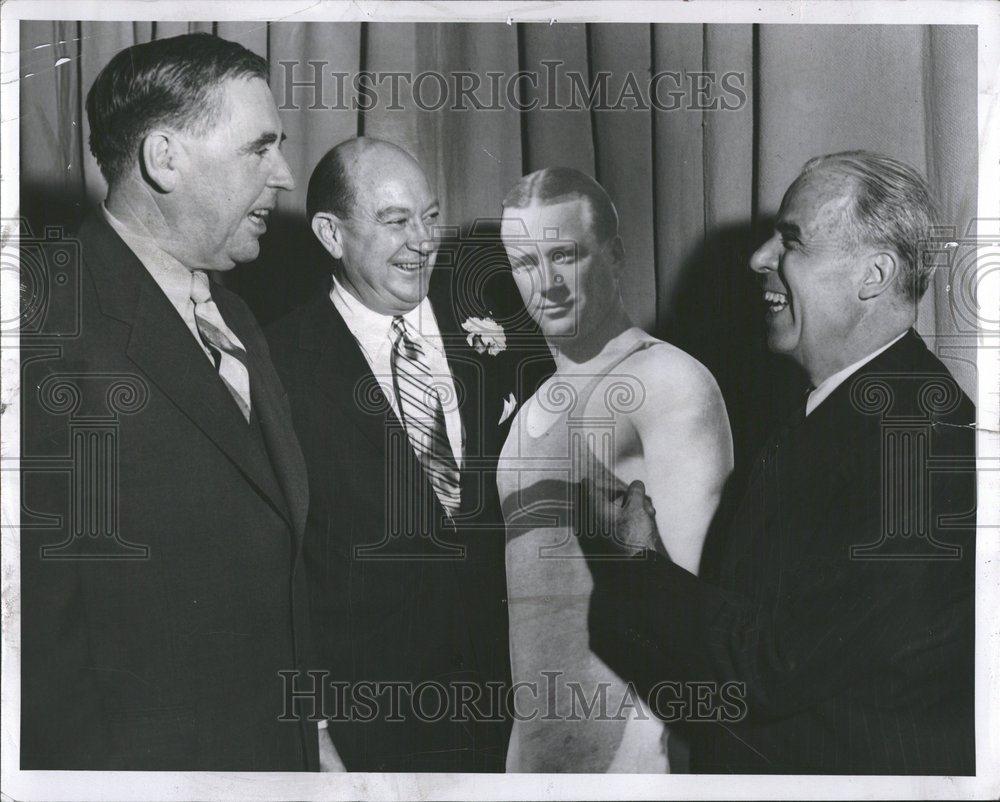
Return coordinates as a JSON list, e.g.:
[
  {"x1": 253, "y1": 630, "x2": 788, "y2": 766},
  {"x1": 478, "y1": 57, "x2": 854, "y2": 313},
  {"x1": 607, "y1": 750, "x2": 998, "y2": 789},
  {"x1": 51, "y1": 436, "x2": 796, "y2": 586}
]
[
  {"x1": 407, "y1": 218, "x2": 436, "y2": 254},
  {"x1": 750, "y1": 234, "x2": 779, "y2": 274},
  {"x1": 268, "y1": 150, "x2": 296, "y2": 192}
]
